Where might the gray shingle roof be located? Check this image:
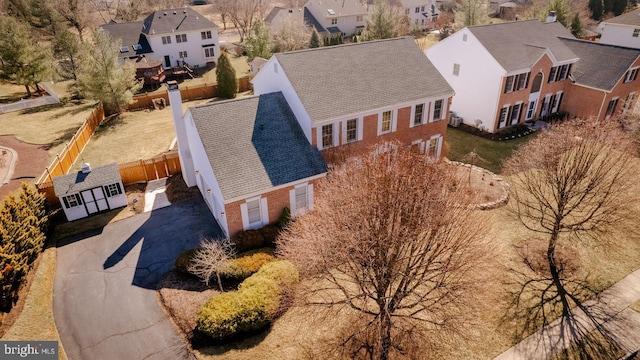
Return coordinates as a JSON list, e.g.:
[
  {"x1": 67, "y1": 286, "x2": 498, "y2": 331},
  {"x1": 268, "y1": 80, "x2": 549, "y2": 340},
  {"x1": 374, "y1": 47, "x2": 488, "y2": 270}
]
[
  {"x1": 142, "y1": 7, "x2": 217, "y2": 36},
  {"x1": 306, "y1": 0, "x2": 368, "y2": 17},
  {"x1": 100, "y1": 21, "x2": 153, "y2": 59},
  {"x1": 559, "y1": 37, "x2": 640, "y2": 91},
  {"x1": 604, "y1": 8, "x2": 640, "y2": 26},
  {"x1": 273, "y1": 37, "x2": 454, "y2": 124},
  {"x1": 53, "y1": 163, "x2": 122, "y2": 197},
  {"x1": 468, "y1": 20, "x2": 578, "y2": 72},
  {"x1": 189, "y1": 92, "x2": 327, "y2": 201}
]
